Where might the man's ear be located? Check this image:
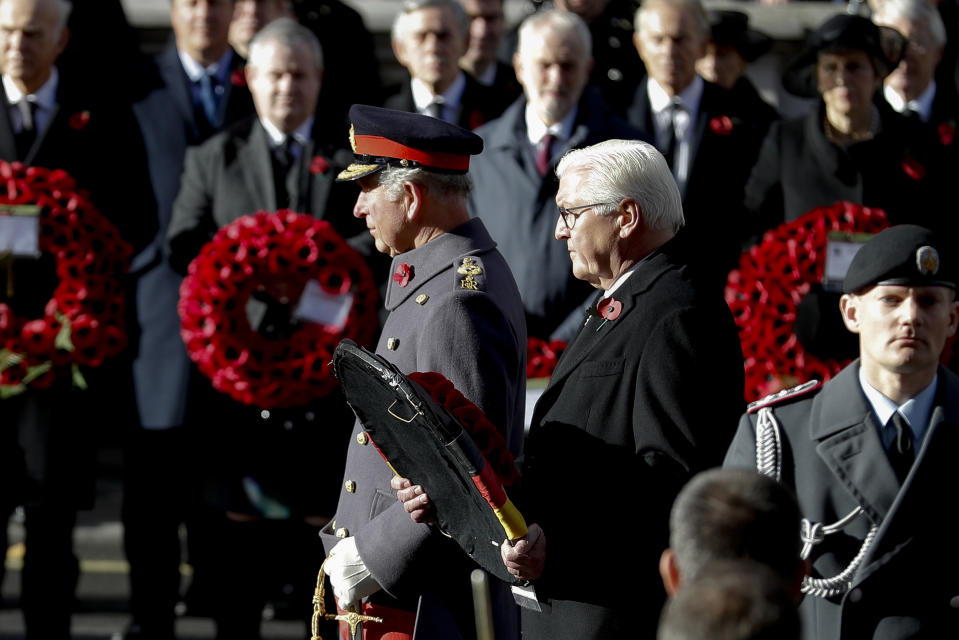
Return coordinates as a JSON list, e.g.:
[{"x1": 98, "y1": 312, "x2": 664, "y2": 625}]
[
  {"x1": 405, "y1": 180, "x2": 426, "y2": 222},
  {"x1": 839, "y1": 293, "x2": 862, "y2": 334},
  {"x1": 392, "y1": 35, "x2": 408, "y2": 69},
  {"x1": 55, "y1": 26, "x2": 70, "y2": 58},
  {"x1": 659, "y1": 548, "x2": 681, "y2": 596},
  {"x1": 617, "y1": 199, "x2": 642, "y2": 239}
]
